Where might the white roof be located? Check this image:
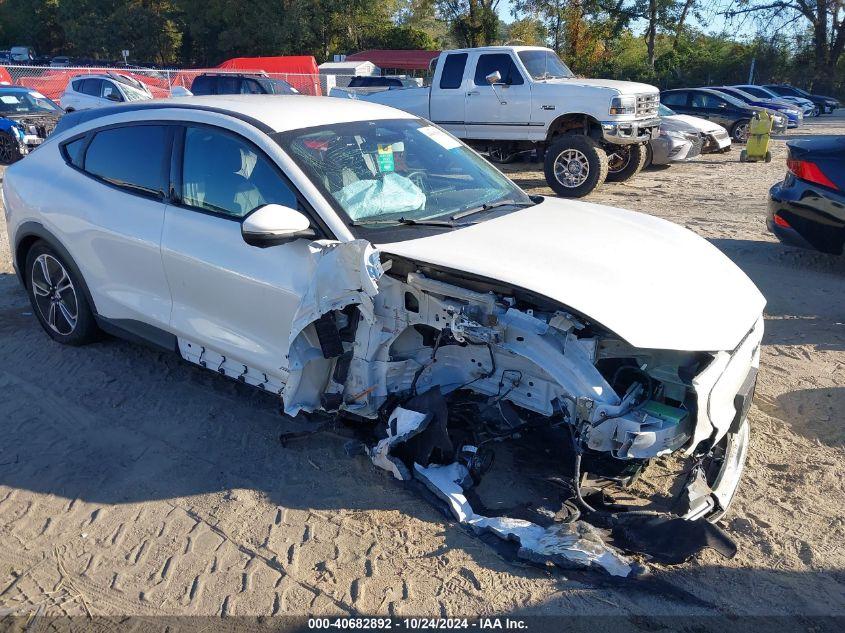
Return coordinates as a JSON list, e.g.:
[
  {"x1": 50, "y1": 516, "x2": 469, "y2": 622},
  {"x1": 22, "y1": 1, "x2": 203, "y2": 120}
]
[
  {"x1": 318, "y1": 61, "x2": 375, "y2": 70},
  {"x1": 155, "y1": 95, "x2": 416, "y2": 132}
]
